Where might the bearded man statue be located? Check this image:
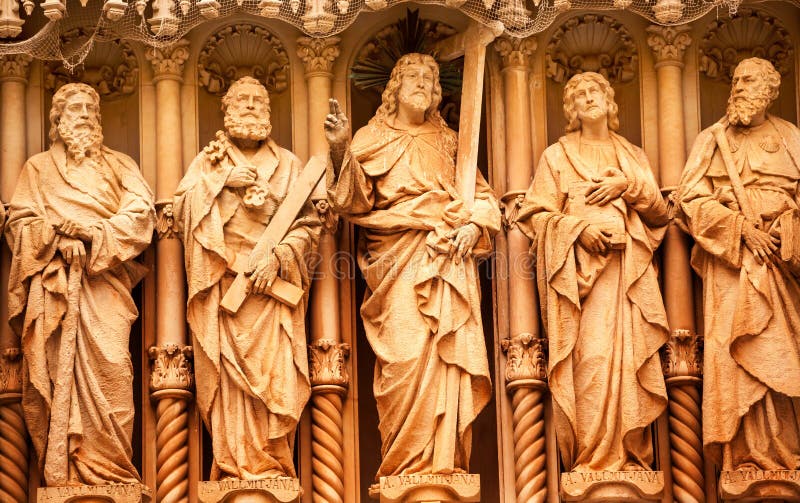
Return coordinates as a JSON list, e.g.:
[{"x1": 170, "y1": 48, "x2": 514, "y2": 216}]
[
  {"x1": 324, "y1": 53, "x2": 500, "y2": 482},
  {"x1": 6, "y1": 83, "x2": 155, "y2": 485},
  {"x1": 677, "y1": 57, "x2": 800, "y2": 474},
  {"x1": 174, "y1": 76, "x2": 321, "y2": 480}
]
